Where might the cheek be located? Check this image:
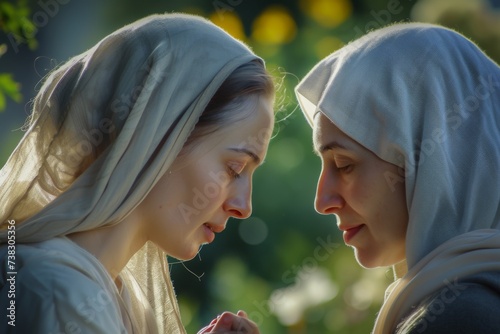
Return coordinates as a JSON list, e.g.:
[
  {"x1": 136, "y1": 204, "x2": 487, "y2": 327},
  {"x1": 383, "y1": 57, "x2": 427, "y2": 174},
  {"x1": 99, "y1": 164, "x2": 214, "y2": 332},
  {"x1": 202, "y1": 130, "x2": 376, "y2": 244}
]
[
  {"x1": 392, "y1": 188, "x2": 409, "y2": 238},
  {"x1": 178, "y1": 170, "x2": 229, "y2": 217},
  {"x1": 383, "y1": 165, "x2": 408, "y2": 219},
  {"x1": 377, "y1": 172, "x2": 408, "y2": 238},
  {"x1": 141, "y1": 172, "x2": 195, "y2": 227},
  {"x1": 352, "y1": 167, "x2": 406, "y2": 221},
  {"x1": 347, "y1": 174, "x2": 379, "y2": 212},
  {"x1": 197, "y1": 181, "x2": 227, "y2": 209}
]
